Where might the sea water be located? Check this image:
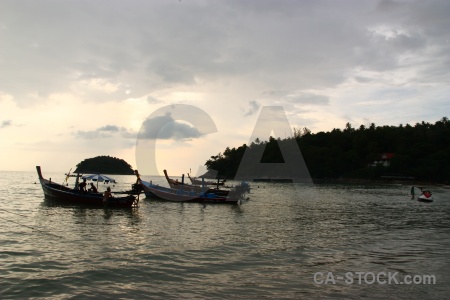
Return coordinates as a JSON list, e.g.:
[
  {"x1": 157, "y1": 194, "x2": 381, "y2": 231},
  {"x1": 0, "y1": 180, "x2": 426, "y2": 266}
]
[{"x1": 0, "y1": 171, "x2": 449, "y2": 299}]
